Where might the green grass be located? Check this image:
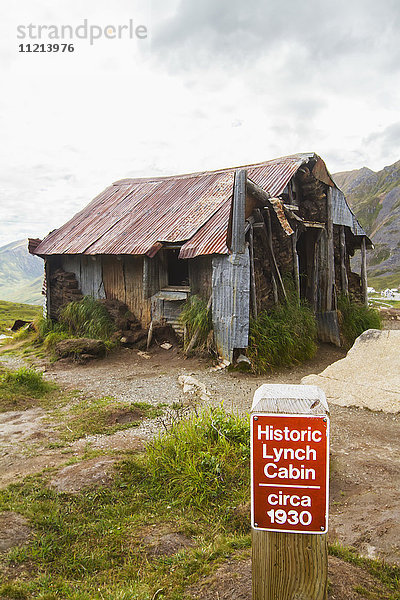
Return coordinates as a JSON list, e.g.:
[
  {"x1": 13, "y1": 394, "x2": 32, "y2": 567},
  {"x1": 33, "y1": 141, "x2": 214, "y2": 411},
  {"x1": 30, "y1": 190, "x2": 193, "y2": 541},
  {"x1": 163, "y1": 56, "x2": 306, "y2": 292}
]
[
  {"x1": 180, "y1": 295, "x2": 212, "y2": 353},
  {"x1": 0, "y1": 367, "x2": 57, "y2": 412},
  {"x1": 368, "y1": 272, "x2": 400, "y2": 292},
  {"x1": 247, "y1": 283, "x2": 317, "y2": 372},
  {"x1": 0, "y1": 300, "x2": 42, "y2": 335},
  {"x1": 338, "y1": 295, "x2": 382, "y2": 347},
  {"x1": 54, "y1": 397, "x2": 163, "y2": 442},
  {"x1": 140, "y1": 406, "x2": 250, "y2": 512},
  {"x1": 59, "y1": 296, "x2": 116, "y2": 341},
  {"x1": 0, "y1": 297, "x2": 119, "y2": 360}
]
